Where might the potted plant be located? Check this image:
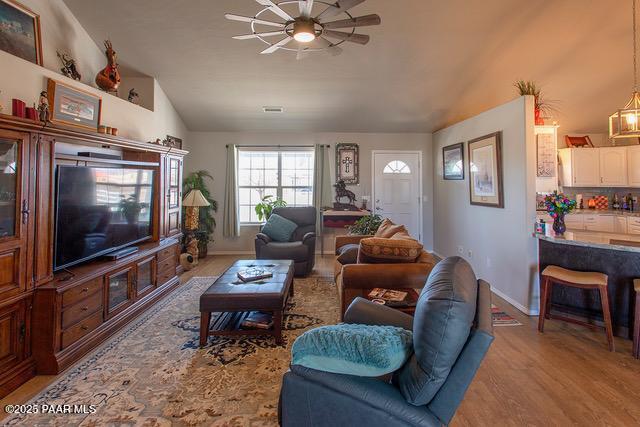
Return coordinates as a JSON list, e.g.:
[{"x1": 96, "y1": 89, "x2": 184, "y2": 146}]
[
  {"x1": 514, "y1": 80, "x2": 554, "y2": 126},
  {"x1": 543, "y1": 191, "x2": 577, "y2": 235},
  {"x1": 182, "y1": 170, "x2": 218, "y2": 258},
  {"x1": 119, "y1": 195, "x2": 146, "y2": 224},
  {"x1": 347, "y1": 214, "x2": 383, "y2": 235},
  {"x1": 255, "y1": 195, "x2": 287, "y2": 222}
]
